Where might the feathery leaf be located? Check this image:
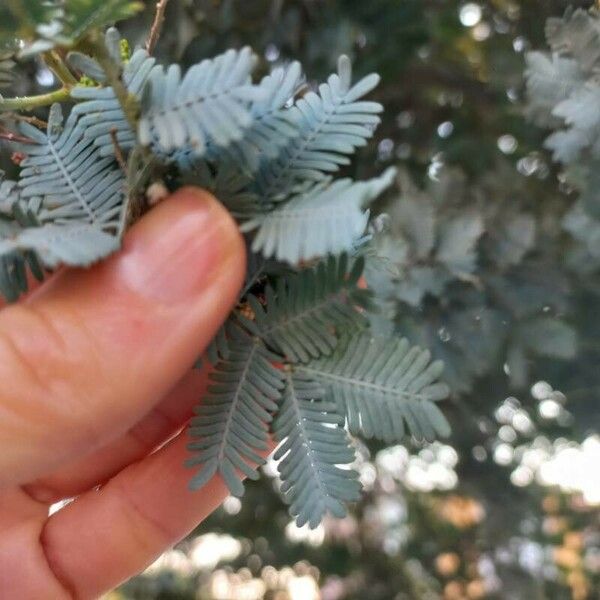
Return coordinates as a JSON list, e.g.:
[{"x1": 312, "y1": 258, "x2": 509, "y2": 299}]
[
  {"x1": 0, "y1": 221, "x2": 120, "y2": 268},
  {"x1": 242, "y1": 169, "x2": 396, "y2": 264},
  {"x1": 255, "y1": 55, "x2": 383, "y2": 199},
  {"x1": 62, "y1": 0, "x2": 143, "y2": 43},
  {"x1": 273, "y1": 370, "x2": 361, "y2": 528},
  {"x1": 17, "y1": 103, "x2": 125, "y2": 226},
  {"x1": 210, "y1": 62, "x2": 303, "y2": 173},
  {"x1": 245, "y1": 254, "x2": 373, "y2": 363},
  {"x1": 70, "y1": 39, "x2": 158, "y2": 157},
  {"x1": 139, "y1": 47, "x2": 266, "y2": 155},
  {"x1": 188, "y1": 325, "x2": 285, "y2": 497},
  {"x1": 297, "y1": 332, "x2": 451, "y2": 443}
]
